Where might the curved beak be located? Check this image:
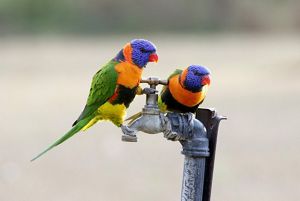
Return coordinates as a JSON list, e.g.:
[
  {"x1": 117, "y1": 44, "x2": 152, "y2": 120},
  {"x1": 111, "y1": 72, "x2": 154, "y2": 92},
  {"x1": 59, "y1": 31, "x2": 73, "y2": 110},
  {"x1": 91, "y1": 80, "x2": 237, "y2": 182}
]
[
  {"x1": 148, "y1": 53, "x2": 158, "y2": 63},
  {"x1": 202, "y1": 75, "x2": 211, "y2": 85}
]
